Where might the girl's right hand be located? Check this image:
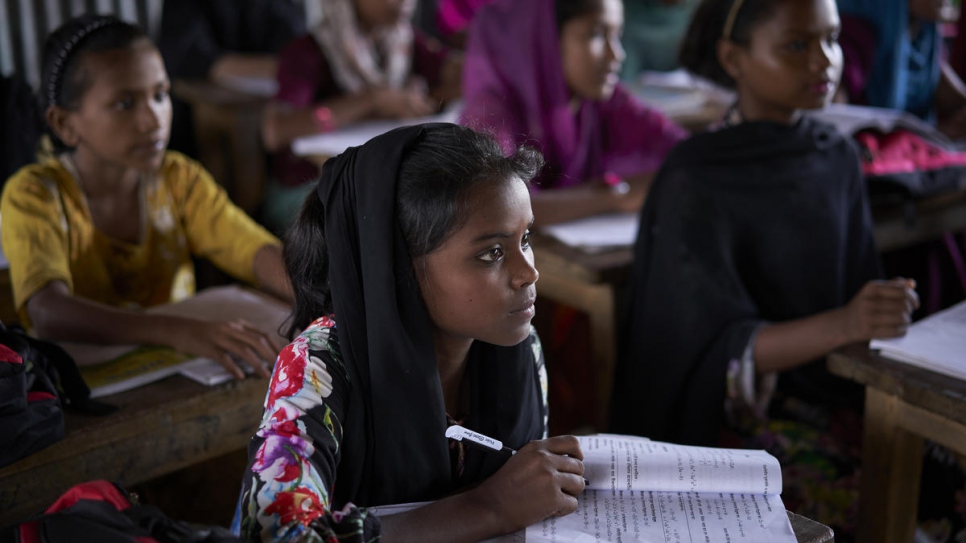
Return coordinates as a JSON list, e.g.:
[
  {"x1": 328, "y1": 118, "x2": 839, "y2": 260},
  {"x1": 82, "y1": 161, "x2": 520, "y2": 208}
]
[
  {"x1": 841, "y1": 278, "x2": 919, "y2": 343},
  {"x1": 470, "y1": 435, "x2": 585, "y2": 533},
  {"x1": 168, "y1": 318, "x2": 280, "y2": 379}
]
